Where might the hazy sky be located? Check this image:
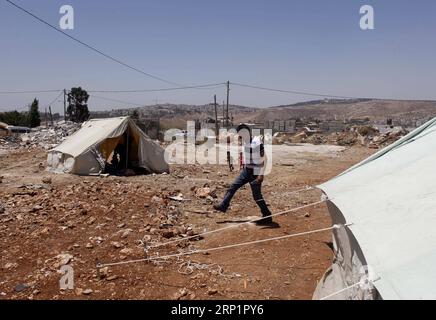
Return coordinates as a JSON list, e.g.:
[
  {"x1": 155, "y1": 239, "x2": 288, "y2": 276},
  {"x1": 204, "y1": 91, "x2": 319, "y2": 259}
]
[{"x1": 1, "y1": 0, "x2": 436, "y2": 114}]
